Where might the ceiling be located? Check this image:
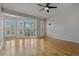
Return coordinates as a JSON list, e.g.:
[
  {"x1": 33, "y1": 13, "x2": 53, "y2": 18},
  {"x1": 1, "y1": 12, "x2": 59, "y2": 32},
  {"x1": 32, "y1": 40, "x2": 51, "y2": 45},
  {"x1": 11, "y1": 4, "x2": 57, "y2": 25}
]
[{"x1": 1, "y1": 3, "x2": 72, "y2": 19}]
